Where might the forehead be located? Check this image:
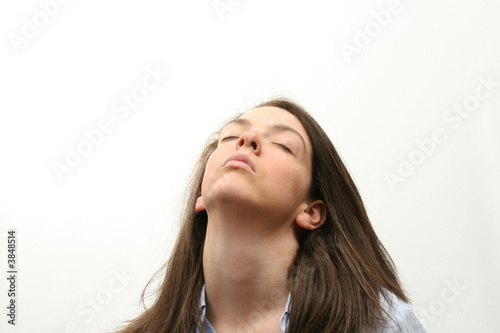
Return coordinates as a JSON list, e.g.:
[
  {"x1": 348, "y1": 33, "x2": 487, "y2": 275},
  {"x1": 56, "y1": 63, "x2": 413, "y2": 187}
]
[
  {"x1": 236, "y1": 106, "x2": 309, "y2": 139},
  {"x1": 240, "y1": 106, "x2": 300, "y2": 126}
]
